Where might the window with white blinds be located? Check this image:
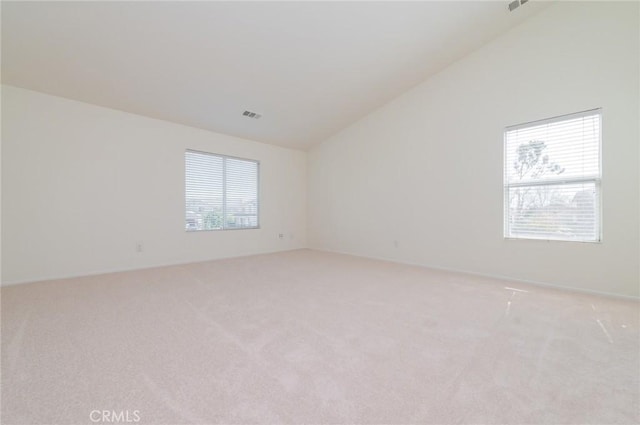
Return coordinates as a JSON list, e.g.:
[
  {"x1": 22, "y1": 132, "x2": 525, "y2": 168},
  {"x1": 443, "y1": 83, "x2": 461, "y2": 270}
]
[
  {"x1": 185, "y1": 150, "x2": 259, "y2": 231},
  {"x1": 504, "y1": 109, "x2": 601, "y2": 242}
]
